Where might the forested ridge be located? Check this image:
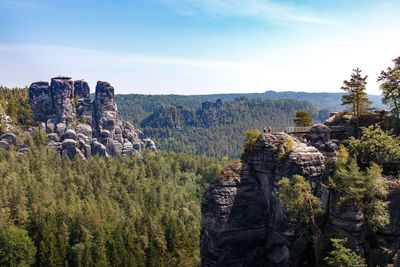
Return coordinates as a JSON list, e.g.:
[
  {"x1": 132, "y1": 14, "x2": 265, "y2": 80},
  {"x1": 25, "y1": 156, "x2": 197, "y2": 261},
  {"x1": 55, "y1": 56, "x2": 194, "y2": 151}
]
[
  {"x1": 113, "y1": 91, "x2": 386, "y2": 124},
  {"x1": 0, "y1": 133, "x2": 221, "y2": 266},
  {"x1": 138, "y1": 97, "x2": 329, "y2": 159}
]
